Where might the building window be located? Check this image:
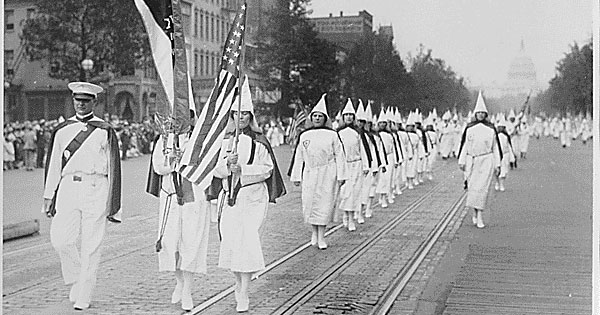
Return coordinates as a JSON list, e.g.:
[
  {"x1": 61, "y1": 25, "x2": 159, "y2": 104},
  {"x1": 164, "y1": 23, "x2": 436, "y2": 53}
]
[
  {"x1": 5, "y1": 10, "x2": 14, "y2": 32},
  {"x1": 200, "y1": 51, "x2": 204, "y2": 76},
  {"x1": 216, "y1": 16, "x2": 220, "y2": 44},
  {"x1": 200, "y1": 11, "x2": 204, "y2": 39},
  {"x1": 26, "y1": 8, "x2": 35, "y2": 20},
  {"x1": 194, "y1": 9, "x2": 199, "y2": 37},
  {"x1": 211, "y1": 15, "x2": 214, "y2": 42},
  {"x1": 194, "y1": 52, "x2": 199, "y2": 77},
  {"x1": 5, "y1": 50, "x2": 14, "y2": 66},
  {"x1": 206, "y1": 14, "x2": 210, "y2": 40}
]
